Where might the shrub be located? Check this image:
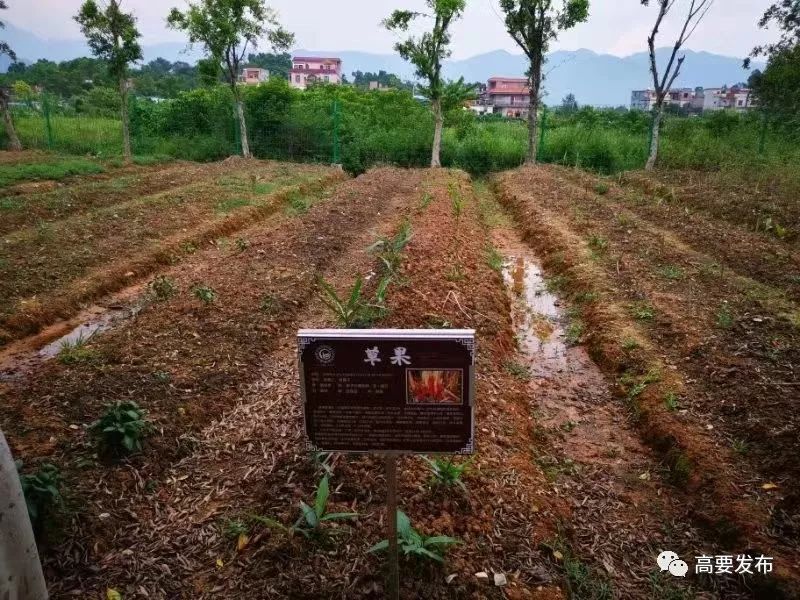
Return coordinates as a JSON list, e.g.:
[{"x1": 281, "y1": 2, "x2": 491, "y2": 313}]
[
  {"x1": 17, "y1": 463, "x2": 62, "y2": 526},
  {"x1": 369, "y1": 510, "x2": 459, "y2": 563},
  {"x1": 90, "y1": 401, "x2": 151, "y2": 456}
]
